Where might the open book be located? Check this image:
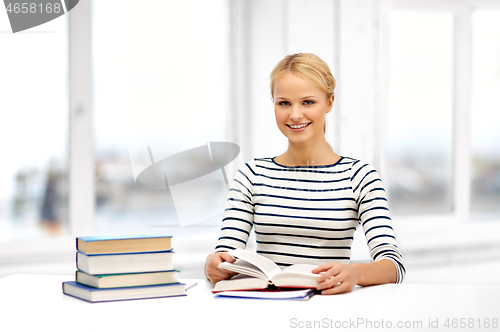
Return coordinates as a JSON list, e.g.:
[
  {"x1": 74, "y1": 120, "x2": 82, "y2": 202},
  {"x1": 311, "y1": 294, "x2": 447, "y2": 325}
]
[{"x1": 212, "y1": 248, "x2": 320, "y2": 293}]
